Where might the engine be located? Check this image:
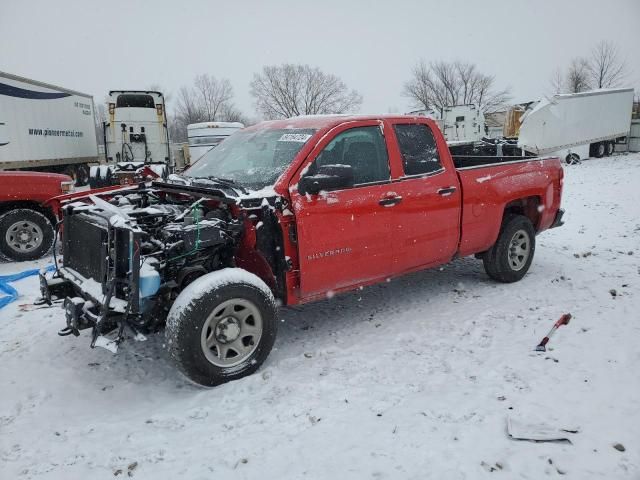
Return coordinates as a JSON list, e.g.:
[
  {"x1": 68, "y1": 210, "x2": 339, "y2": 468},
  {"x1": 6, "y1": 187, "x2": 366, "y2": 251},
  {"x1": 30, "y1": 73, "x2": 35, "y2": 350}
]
[{"x1": 60, "y1": 187, "x2": 243, "y2": 332}]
